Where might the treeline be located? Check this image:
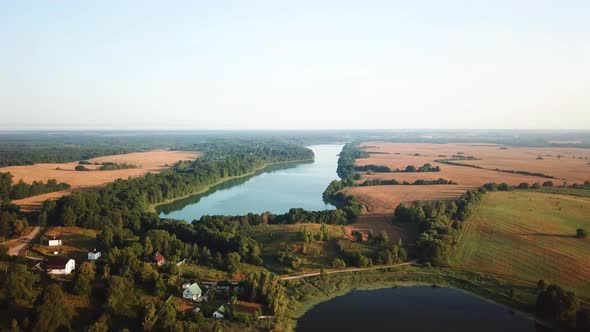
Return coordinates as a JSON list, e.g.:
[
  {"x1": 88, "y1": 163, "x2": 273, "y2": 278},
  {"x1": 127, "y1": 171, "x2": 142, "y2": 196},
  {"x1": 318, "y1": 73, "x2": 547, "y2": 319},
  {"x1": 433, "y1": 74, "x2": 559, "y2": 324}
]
[
  {"x1": 360, "y1": 178, "x2": 456, "y2": 186},
  {"x1": 394, "y1": 163, "x2": 441, "y2": 173},
  {"x1": 79, "y1": 160, "x2": 138, "y2": 171},
  {"x1": 336, "y1": 143, "x2": 367, "y2": 184},
  {"x1": 0, "y1": 146, "x2": 138, "y2": 167},
  {"x1": 0, "y1": 172, "x2": 70, "y2": 201},
  {"x1": 354, "y1": 164, "x2": 391, "y2": 172},
  {"x1": 394, "y1": 189, "x2": 485, "y2": 266},
  {"x1": 435, "y1": 160, "x2": 556, "y2": 179}
]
